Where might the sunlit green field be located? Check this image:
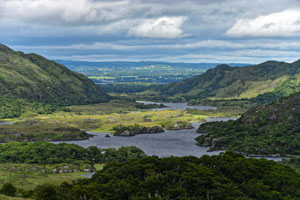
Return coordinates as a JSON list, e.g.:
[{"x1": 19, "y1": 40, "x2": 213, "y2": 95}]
[
  {"x1": 0, "y1": 163, "x2": 105, "y2": 190},
  {"x1": 0, "y1": 195, "x2": 29, "y2": 200},
  {"x1": 34, "y1": 104, "x2": 239, "y2": 133},
  {"x1": 4, "y1": 100, "x2": 241, "y2": 137}
]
